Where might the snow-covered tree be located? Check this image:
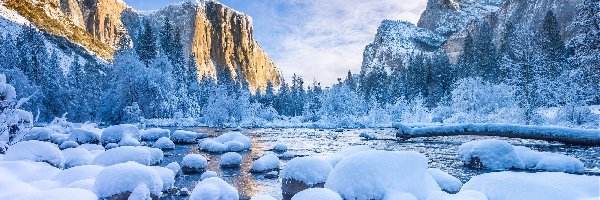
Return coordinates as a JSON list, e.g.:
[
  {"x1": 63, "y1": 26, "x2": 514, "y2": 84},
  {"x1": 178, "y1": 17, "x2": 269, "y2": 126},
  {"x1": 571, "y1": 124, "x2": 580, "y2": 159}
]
[
  {"x1": 0, "y1": 74, "x2": 33, "y2": 152},
  {"x1": 137, "y1": 20, "x2": 158, "y2": 66}
]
